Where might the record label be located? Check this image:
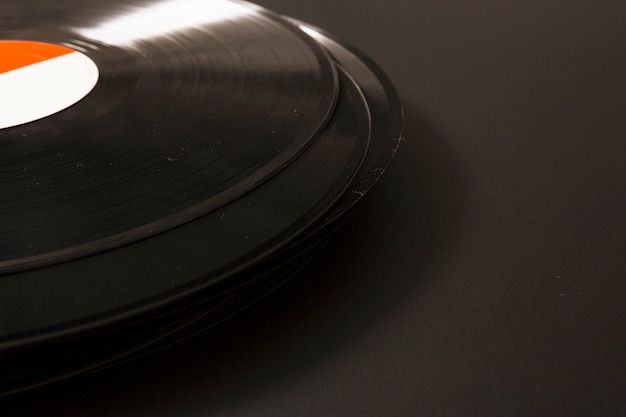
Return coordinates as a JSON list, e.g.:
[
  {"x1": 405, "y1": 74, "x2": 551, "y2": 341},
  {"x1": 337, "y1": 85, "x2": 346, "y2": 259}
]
[{"x1": 0, "y1": 41, "x2": 99, "y2": 129}]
